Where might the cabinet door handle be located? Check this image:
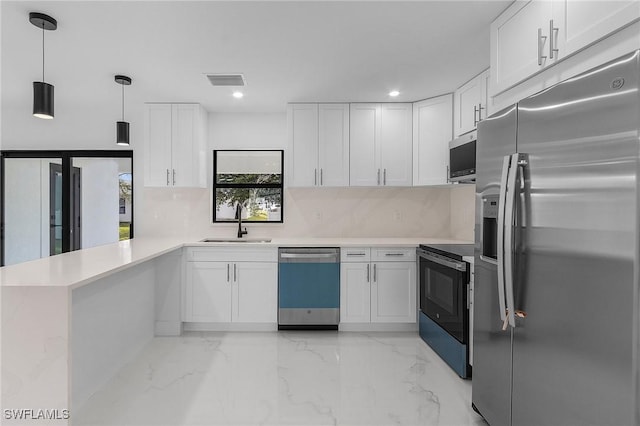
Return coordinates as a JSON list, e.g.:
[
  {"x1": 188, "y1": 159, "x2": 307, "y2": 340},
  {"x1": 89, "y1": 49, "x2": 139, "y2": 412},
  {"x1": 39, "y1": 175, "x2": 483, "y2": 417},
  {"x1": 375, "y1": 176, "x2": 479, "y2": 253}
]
[
  {"x1": 549, "y1": 19, "x2": 559, "y2": 59},
  {"x1": 234, "y1": 264, "x2": 237, "y2": 282},
  {"x1": 537, "y1": 28, "x2": 548, "y2": 66},
  {"x1": 172, "y1": 169, "x2": 176, "y2": 185},
  {"x1": 377, "y1": 169, "x2": 381, "y2": 185},
  {"x1": 473, "y1": 105, "x2": 478, "y2": 126},
  {"x1": 373, "y1": 263, "x2": 377, "y2": 282},
  {"x1": 227, "y1": 264, "x2": 230, "y2": 282},
  {"x1": 366, "y1": 264, "x2": 370, "y2": 282},
  {"x1": 314, "y1": 168, "x2": 317, "y2": 186},
  {"x1": 383, "y1": 169, "x2": 386, "y2": 186},
  {"x1": 478, "y1": 103, "x2": 484, "y2": 122},
  {"x1": 166, "y1": 169, "x2": 170, "y2": 186},
  {"x1": 320, "y1": 168, "x2": 323, "y2": 186},
  {"x1": 446, "y1": 165, "x2": 450, "y2": 183}
]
